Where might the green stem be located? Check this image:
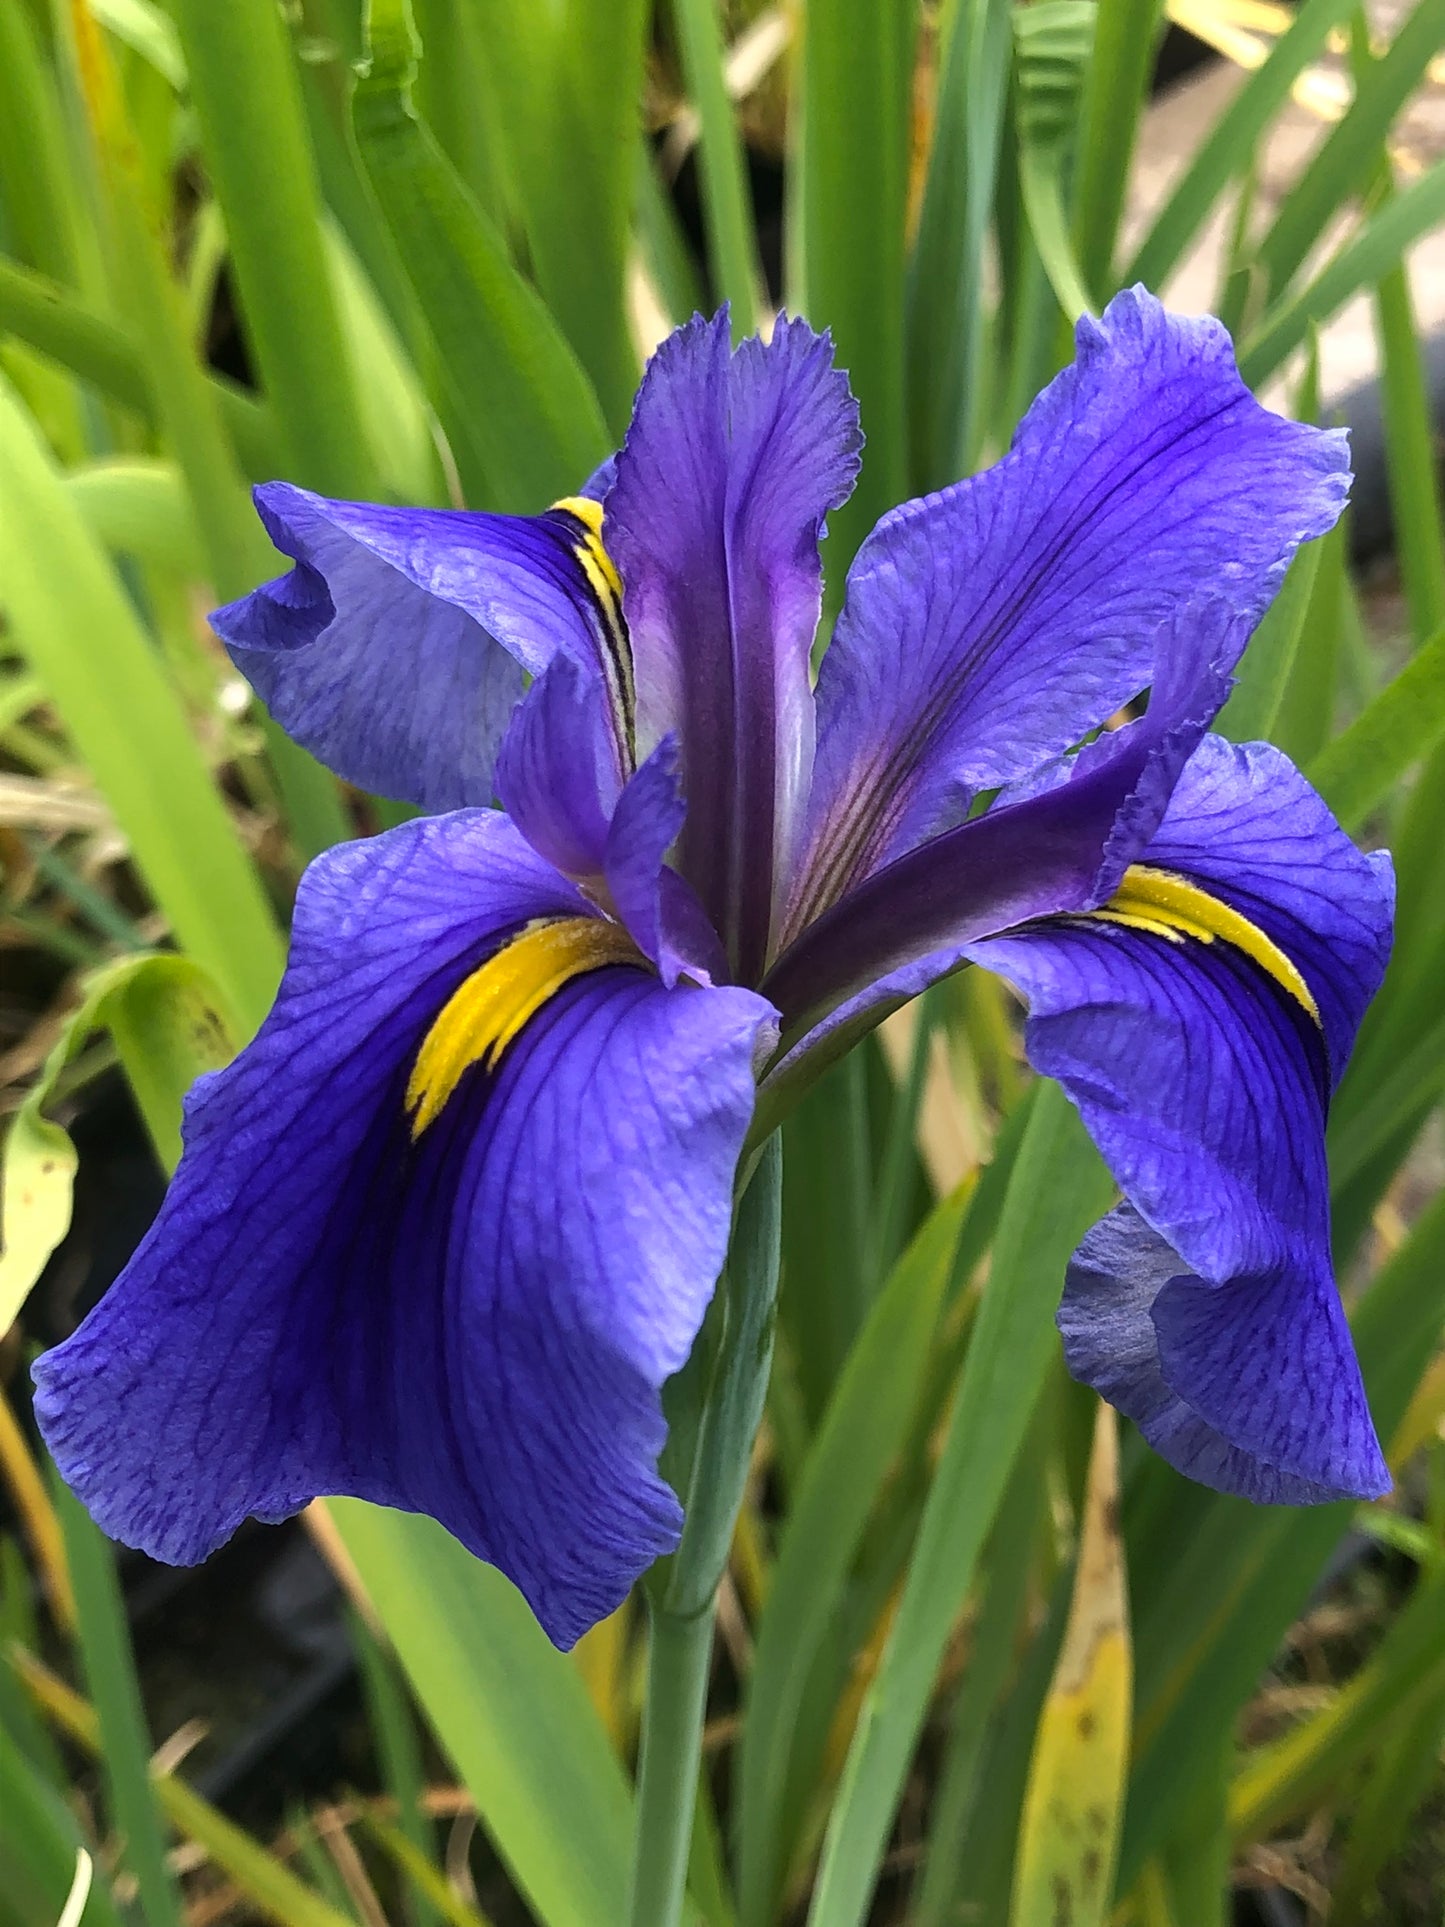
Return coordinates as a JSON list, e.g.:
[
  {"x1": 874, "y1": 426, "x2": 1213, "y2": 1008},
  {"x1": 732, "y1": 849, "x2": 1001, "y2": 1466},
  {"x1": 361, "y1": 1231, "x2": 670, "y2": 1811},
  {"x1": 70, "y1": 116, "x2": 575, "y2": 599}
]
[
  {"x1": 628, "y1": 1133, "x2": 784, "y2": 1927},
  {"x1": 629, "y1": 1601, "x2": 718, "y2": 1927},
  {"x1": 869, "y1": 990, "x2": 933, "y2": 1284}
]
